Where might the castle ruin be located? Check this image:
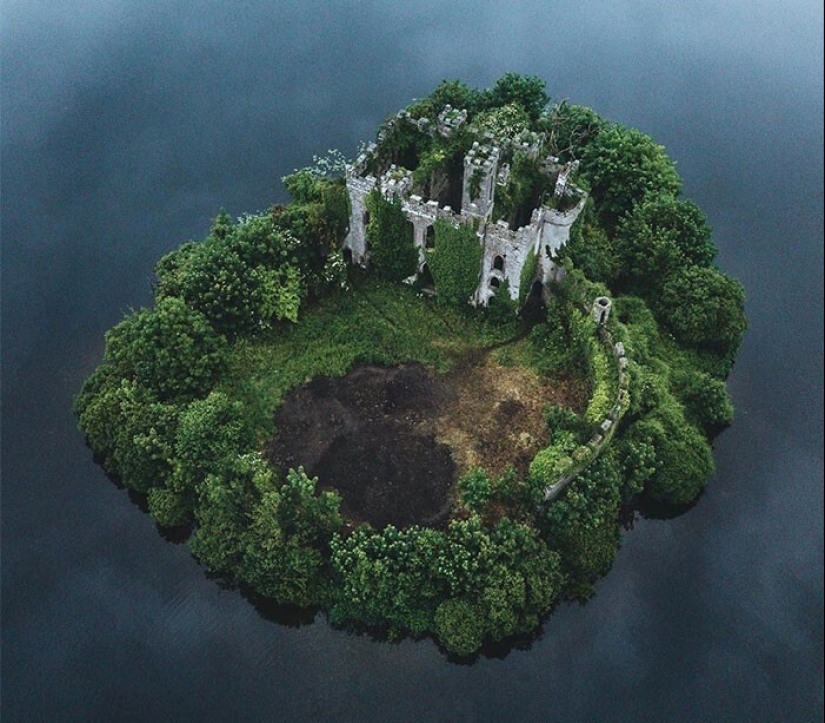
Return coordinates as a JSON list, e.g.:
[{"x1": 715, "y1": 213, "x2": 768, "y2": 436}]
[{"x1": 343, "y1": 105, "x2": 588, "y2": 308}]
